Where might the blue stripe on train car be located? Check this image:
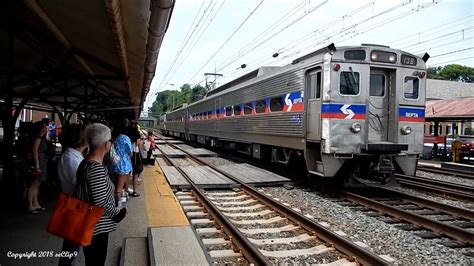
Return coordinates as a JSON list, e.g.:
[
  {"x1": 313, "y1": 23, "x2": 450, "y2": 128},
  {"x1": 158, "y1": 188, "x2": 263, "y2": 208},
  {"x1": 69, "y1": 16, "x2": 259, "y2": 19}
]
[
  {"x1": 321, "y1": 103, "x2": 366, "y2": 119},
  {"x1": 399, "y1": 107, "x2": 425, "y2": 122}
]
